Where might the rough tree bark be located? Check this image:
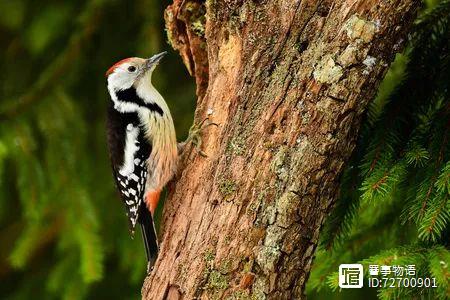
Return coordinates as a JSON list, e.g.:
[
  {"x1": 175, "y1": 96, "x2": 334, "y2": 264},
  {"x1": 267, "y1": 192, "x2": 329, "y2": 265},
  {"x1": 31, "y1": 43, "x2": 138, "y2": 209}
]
[{"x1": 143, "y1": 1, "x2": 420, "y2": 299}]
